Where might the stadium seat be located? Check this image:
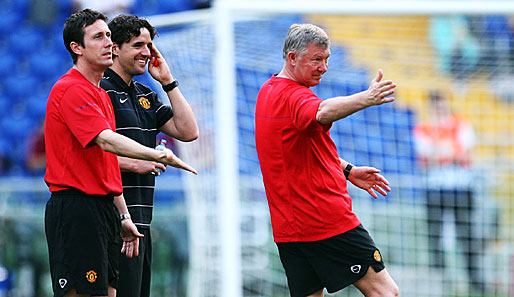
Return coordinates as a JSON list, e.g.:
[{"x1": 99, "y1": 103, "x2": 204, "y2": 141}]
[
  {"x1": 8, "y1": 0, "x2": 30, "y2": 12},
  {"x1": 0, "y1": 115, "x2": 34, "y2": 163},
  {"x1": 0, "y1": 8, "x2": 23, "y2": 35},
  {"x1": 3, "y1": 71, "x2": 39, "y2": 100},
  {"x1": 164, "y1": 0, "x2": 195, "y2": 13},
  {"x1": 28, "y1": 49, "x2": 66, "y2": 79},
  {"x1": 7, "y1": 25, "x2": 45, "y2": 56},
  {"x1": 26, "y1": 95, "x2": 47, "y2": 120},
  {"x1": 0, "y1": 91, "x2": 9, "y2": 118},
  {"x1": 132, "y1": 0, "x2": 164, "y2": 16},
  {"x1": 0, "y1": 51, "x2": 17, "y2": 80}
]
